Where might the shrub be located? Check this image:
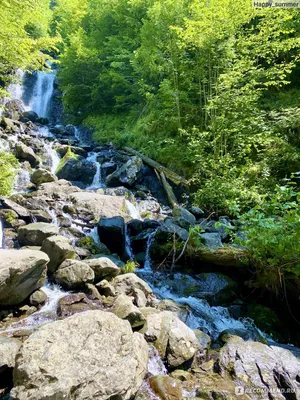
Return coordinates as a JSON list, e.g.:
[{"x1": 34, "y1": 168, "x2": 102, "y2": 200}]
[{"x1": 0, "y1": 152, "x2": 18, "y2": 196}]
